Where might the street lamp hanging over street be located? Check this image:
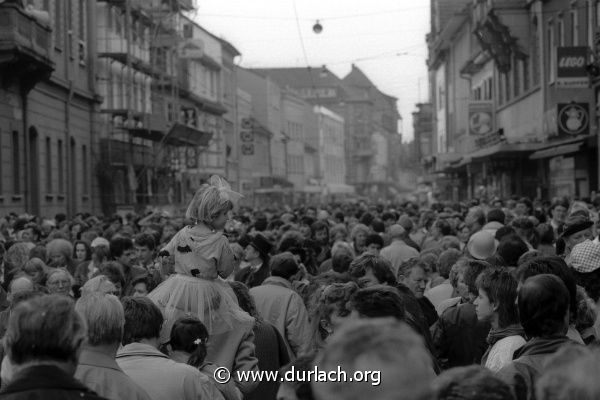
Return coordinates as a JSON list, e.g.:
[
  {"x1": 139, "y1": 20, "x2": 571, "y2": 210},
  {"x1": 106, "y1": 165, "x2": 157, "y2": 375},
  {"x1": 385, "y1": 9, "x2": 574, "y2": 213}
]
[{"x1": 313, "y1": 20, "x2": 323, "y2": 34}]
